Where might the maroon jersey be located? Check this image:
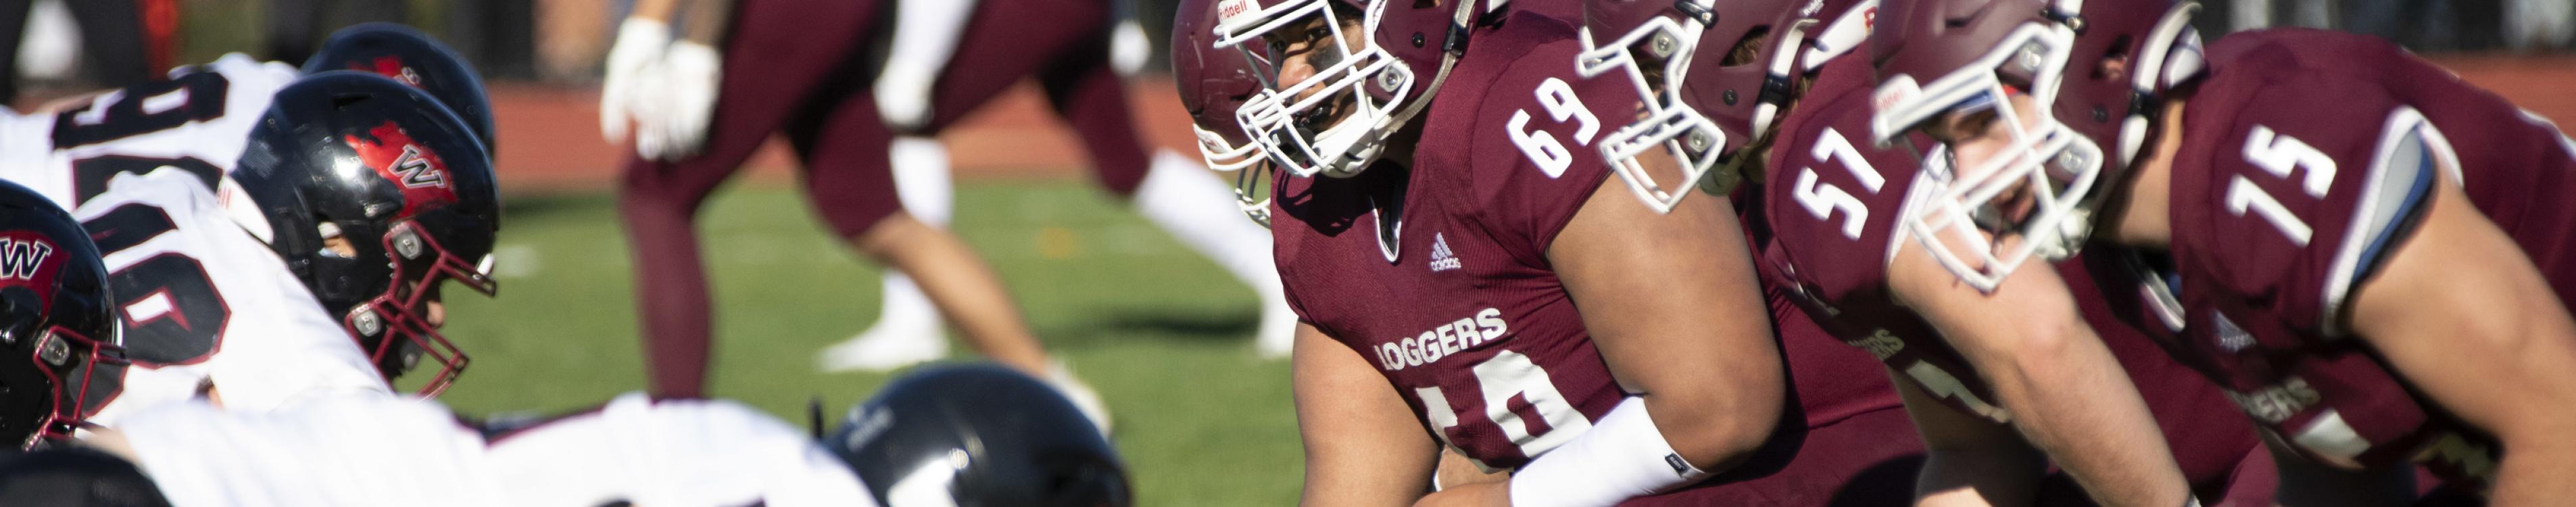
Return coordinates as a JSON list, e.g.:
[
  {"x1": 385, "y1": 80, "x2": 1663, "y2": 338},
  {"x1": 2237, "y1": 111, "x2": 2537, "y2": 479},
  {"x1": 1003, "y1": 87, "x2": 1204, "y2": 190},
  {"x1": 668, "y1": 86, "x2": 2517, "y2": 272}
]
[
  {"x1": 1273, "y1": 12, "x2": 1637, "y2": 472},
  {"x1": 1276, "y1": 14, "x2": 1914, "y2": 497},
  {"x1": 1755, "y1": 56, "x2": 2266, "y2": 499},
  {"x1": 2156, "y1": 29, "x2": 2576, "y2": 483}
]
